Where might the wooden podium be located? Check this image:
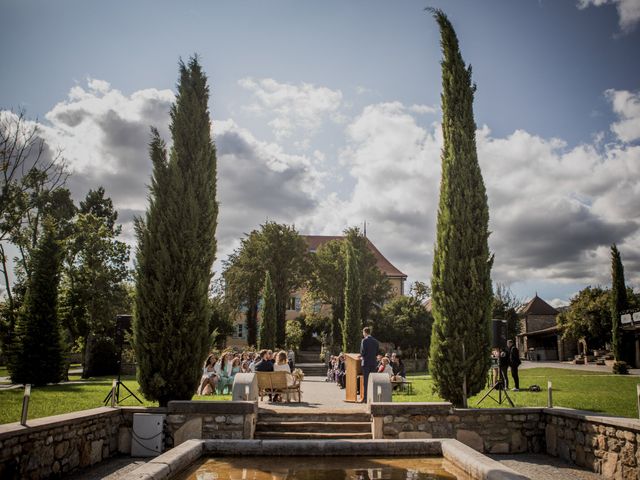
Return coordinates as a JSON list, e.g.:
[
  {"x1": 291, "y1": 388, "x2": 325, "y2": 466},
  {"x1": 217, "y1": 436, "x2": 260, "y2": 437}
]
[{"x1": 344, "y1": 353, "x2": 363, "y2": 403}]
